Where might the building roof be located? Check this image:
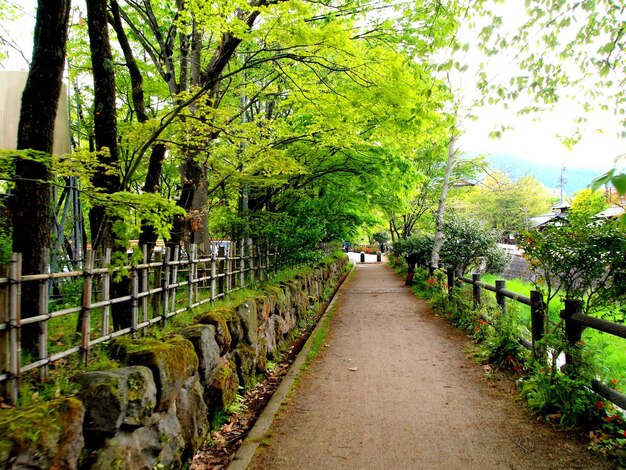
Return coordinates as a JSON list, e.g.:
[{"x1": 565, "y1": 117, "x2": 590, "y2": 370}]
[{"x1": 594, "y1": 204, "x2": 626, "y2": 219}]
